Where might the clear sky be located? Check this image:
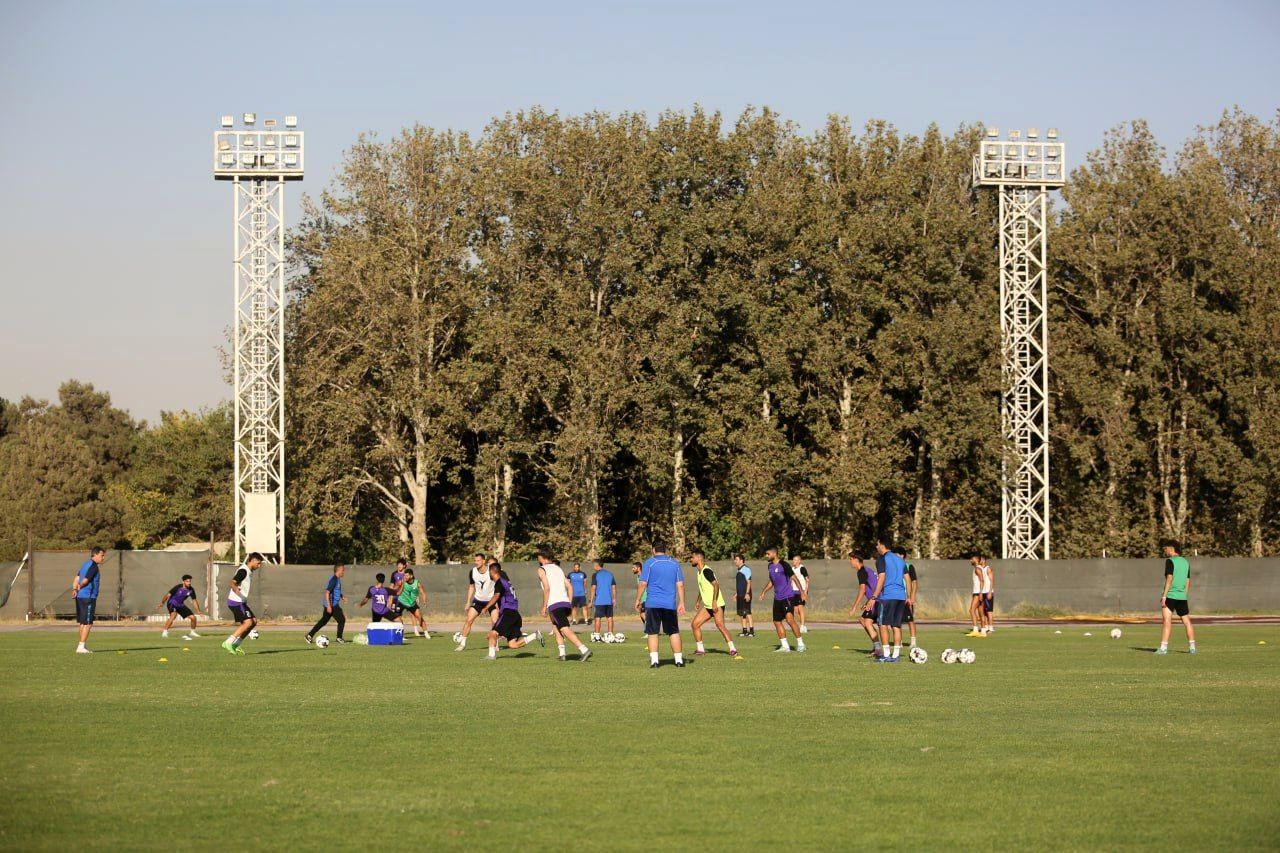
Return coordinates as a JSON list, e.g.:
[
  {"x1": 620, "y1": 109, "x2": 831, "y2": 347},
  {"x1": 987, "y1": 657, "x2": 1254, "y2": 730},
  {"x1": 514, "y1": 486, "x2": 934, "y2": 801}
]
[{"x1": 1, "y1": 0, "x2": 1276, "y2": 423}]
